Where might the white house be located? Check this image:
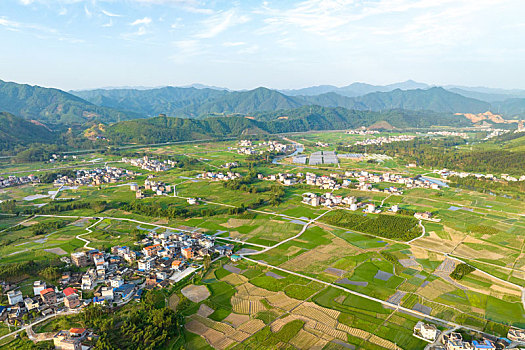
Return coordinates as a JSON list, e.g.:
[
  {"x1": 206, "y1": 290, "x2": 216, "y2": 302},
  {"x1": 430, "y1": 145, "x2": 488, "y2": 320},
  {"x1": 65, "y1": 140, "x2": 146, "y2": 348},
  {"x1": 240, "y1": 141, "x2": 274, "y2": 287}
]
[{"x1": 7, "y1": 290, "x2": 23, "y2": 305}]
